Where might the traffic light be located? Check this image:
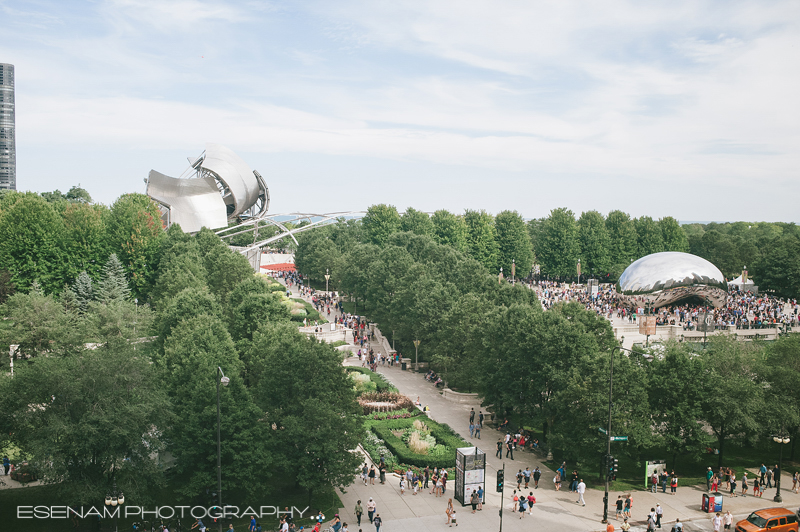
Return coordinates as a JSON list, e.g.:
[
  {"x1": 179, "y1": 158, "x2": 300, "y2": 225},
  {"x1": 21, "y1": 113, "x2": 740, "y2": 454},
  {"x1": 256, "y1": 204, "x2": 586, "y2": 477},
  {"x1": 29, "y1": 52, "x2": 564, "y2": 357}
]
[
  {"x1": 496, "y1": 469, "x2": 504, "y2": 492},
  {"x1": 606, "y1": 455, "x2": 615, "y2": 478},
  {"x1": 612, "y1": 458, "x2": 619, "y2": 475}
]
